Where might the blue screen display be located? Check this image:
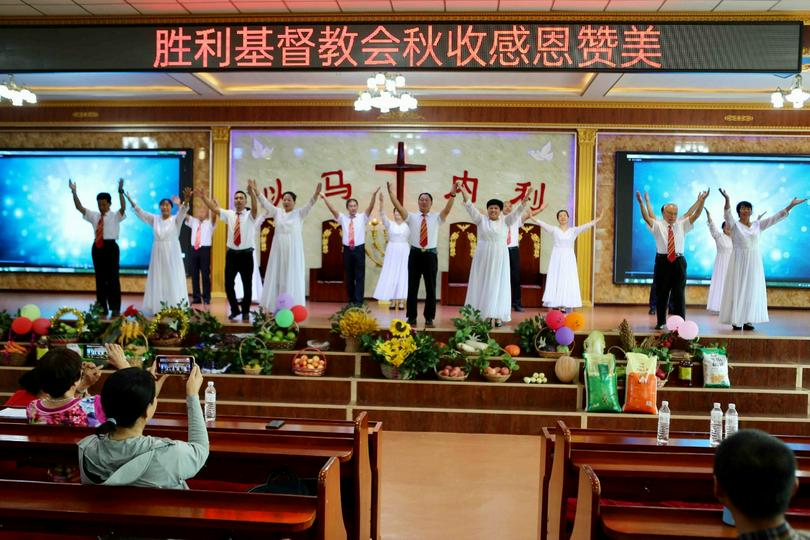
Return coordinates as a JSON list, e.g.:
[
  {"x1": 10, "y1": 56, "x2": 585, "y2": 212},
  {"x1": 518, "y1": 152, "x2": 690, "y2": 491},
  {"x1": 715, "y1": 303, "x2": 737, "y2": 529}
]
[
  {"x1": 614, "y1": 152, "x2": 810, "y2": 288},
  {"x1": 0, "y1": 149, "x2": 191, "y2": 274}
]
